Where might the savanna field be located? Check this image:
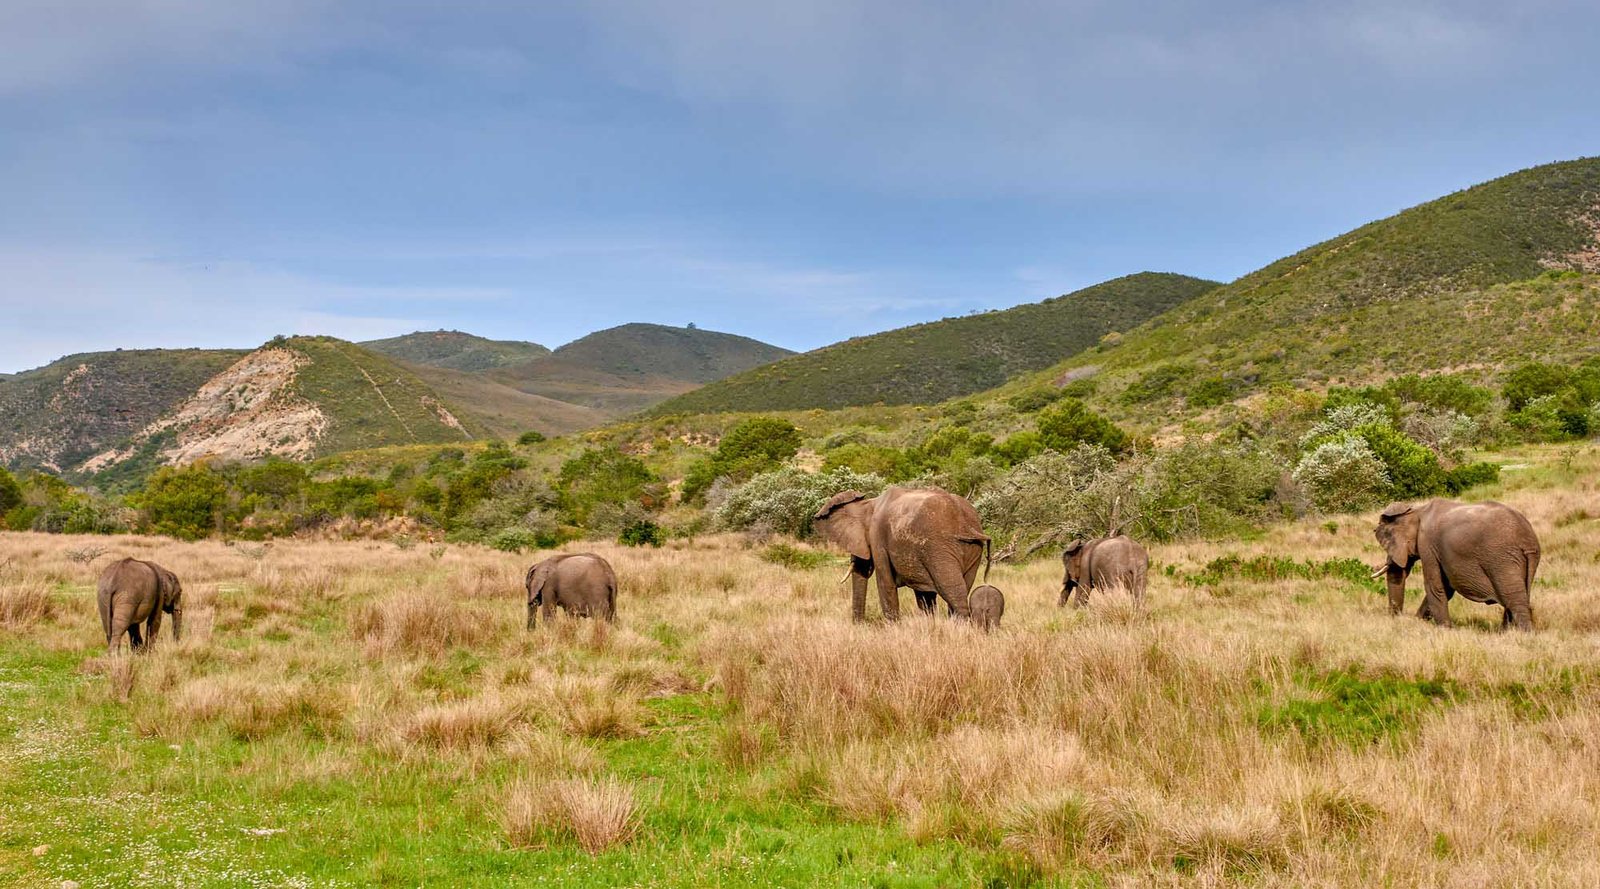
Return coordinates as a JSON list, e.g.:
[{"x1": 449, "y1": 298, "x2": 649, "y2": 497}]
[{"x1": 3, "y1": 446, "x2": 1599, "y2": 888}]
